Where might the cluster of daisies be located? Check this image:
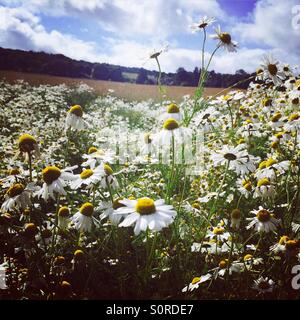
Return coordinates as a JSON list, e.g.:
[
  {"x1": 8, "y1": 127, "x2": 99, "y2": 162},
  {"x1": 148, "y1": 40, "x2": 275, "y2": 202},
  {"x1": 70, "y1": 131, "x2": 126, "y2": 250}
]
[{"x1": 1, "y1": 18, "x2": 300, "y2": 299}]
